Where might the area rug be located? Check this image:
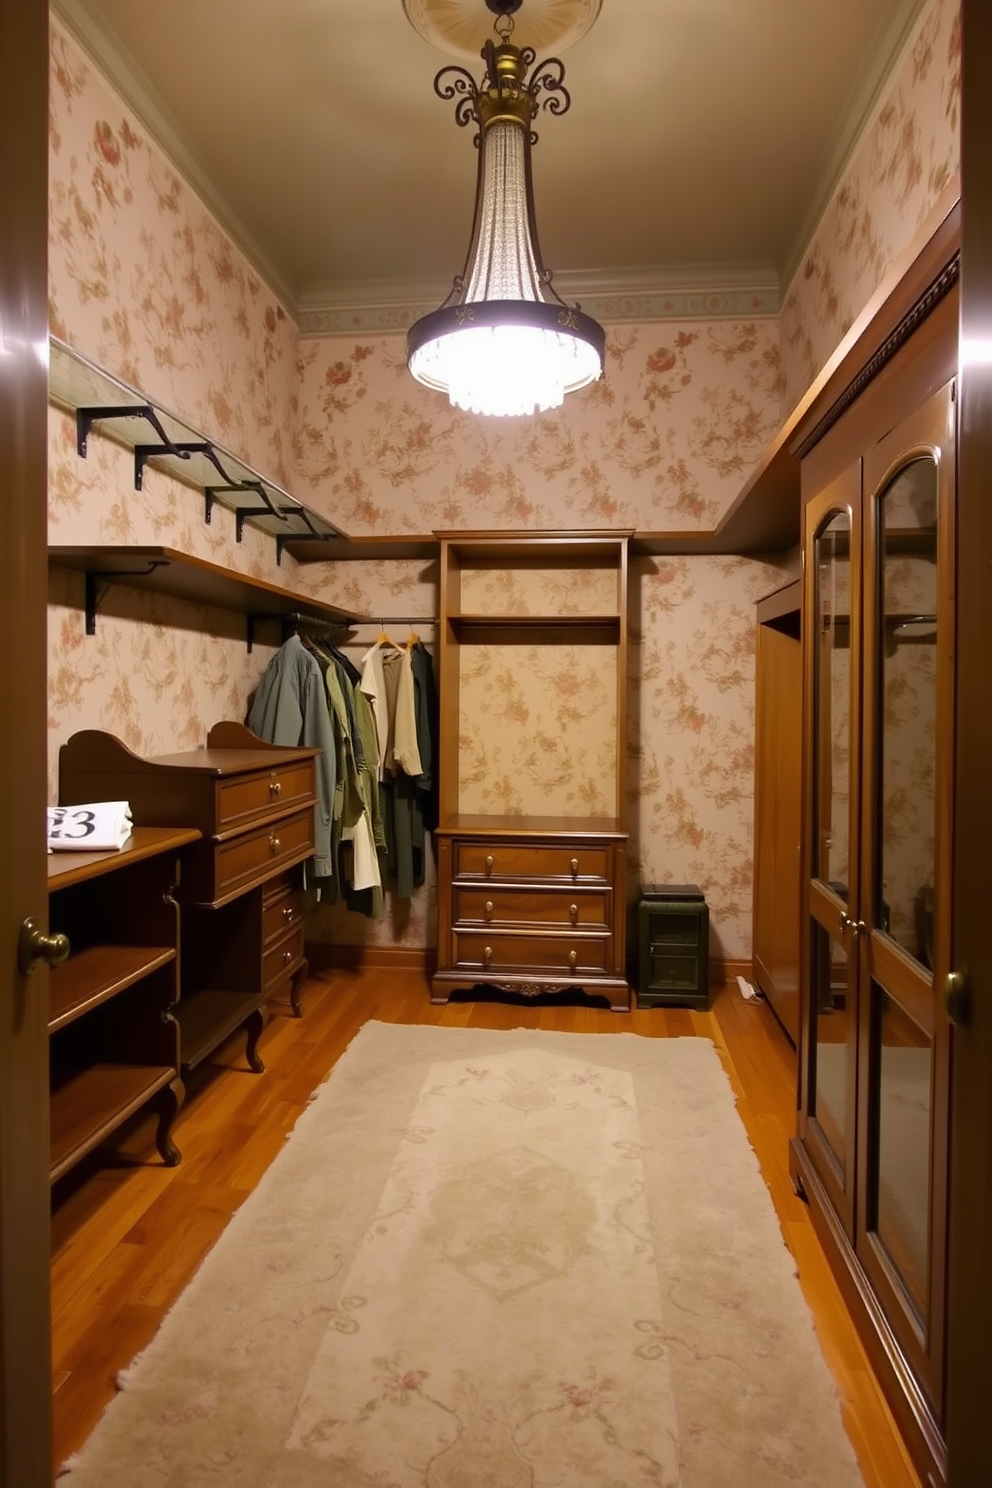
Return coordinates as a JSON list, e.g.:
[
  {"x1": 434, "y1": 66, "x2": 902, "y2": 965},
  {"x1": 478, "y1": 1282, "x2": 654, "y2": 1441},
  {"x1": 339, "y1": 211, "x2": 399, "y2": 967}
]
[{"x1": 62, "y1": 1022, "x2": 865, "y2": 1487}]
